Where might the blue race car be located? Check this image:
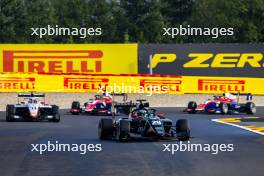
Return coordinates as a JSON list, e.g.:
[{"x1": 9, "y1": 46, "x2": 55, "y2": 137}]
[{"x1": 185, "y1": 93, "x2": 256, "y2": 114}]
